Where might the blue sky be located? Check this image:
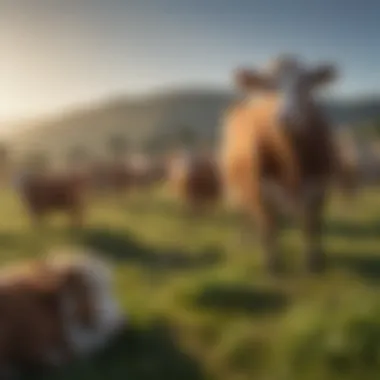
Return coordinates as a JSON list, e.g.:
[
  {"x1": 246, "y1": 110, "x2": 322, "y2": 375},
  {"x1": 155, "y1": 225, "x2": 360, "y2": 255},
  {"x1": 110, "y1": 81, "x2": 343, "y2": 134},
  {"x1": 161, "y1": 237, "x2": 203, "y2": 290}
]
[{"x1": 1, "y1": 0, "x2": 380, "y2": 122}]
